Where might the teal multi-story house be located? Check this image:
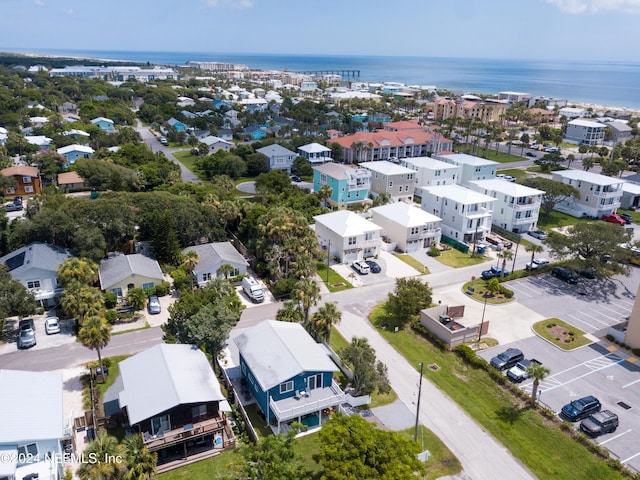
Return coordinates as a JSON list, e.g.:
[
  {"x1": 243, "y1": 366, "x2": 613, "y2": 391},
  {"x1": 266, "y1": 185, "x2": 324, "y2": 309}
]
[{"x1": 313, "y1": 162, "x2": 371, "y2": 209}]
